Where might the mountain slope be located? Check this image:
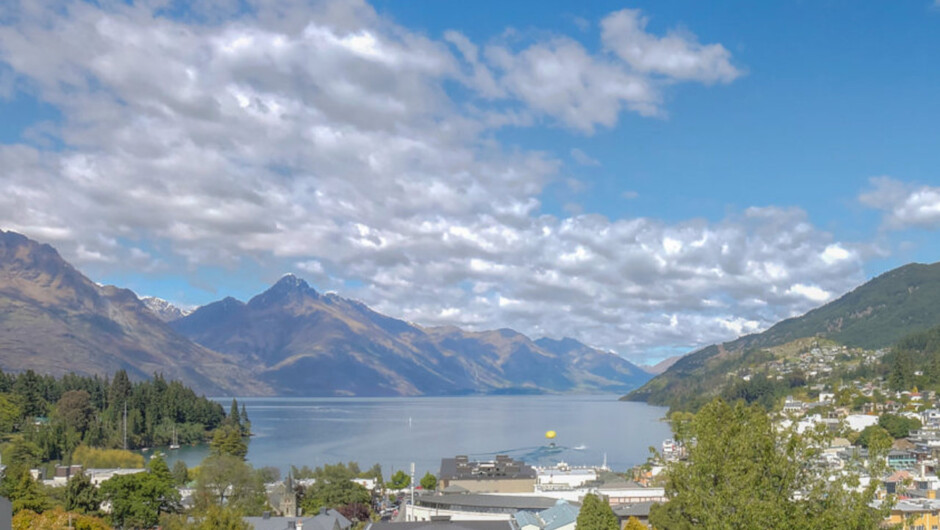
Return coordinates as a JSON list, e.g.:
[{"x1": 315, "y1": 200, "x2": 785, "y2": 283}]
[
  {"x1": 140, "y1": 296, "x2": 191, "y2": 322},
  {"x1": 0, "y1": 230, "x2": 271, "y2": 396},
  {"x1": 173, "y1": 277, "x2": 652, "y2": 396},
  {"x1": 625, "y1": 261, "x2": 940, "y2": 408}
]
